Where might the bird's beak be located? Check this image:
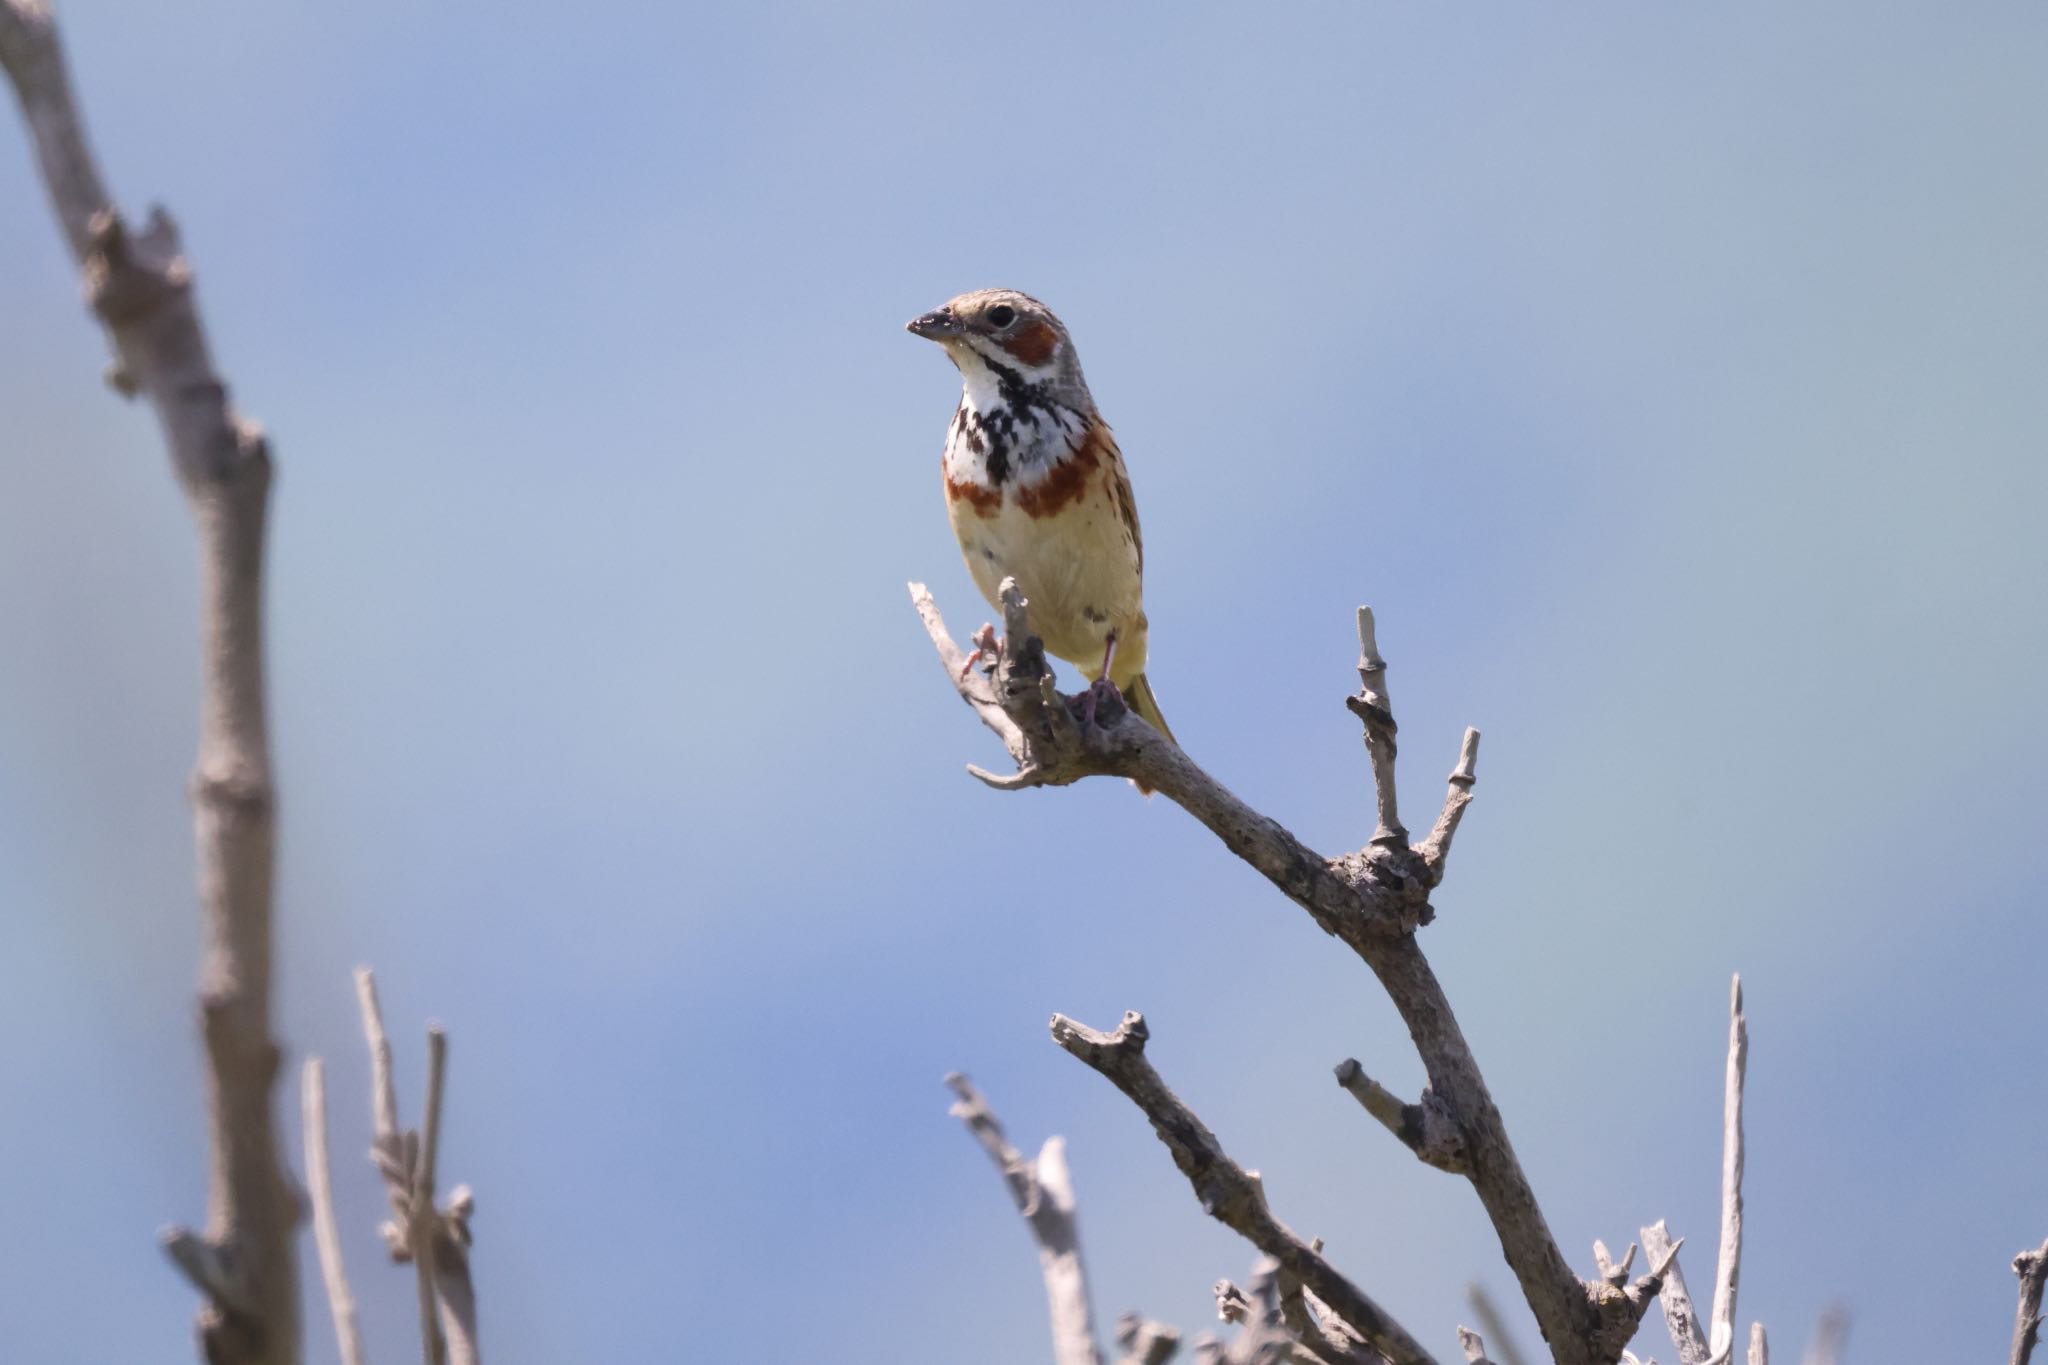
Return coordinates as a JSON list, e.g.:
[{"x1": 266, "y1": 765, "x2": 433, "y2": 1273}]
[{"x1": 906, "y1": 307, "x2": 963, "y2": 340}]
